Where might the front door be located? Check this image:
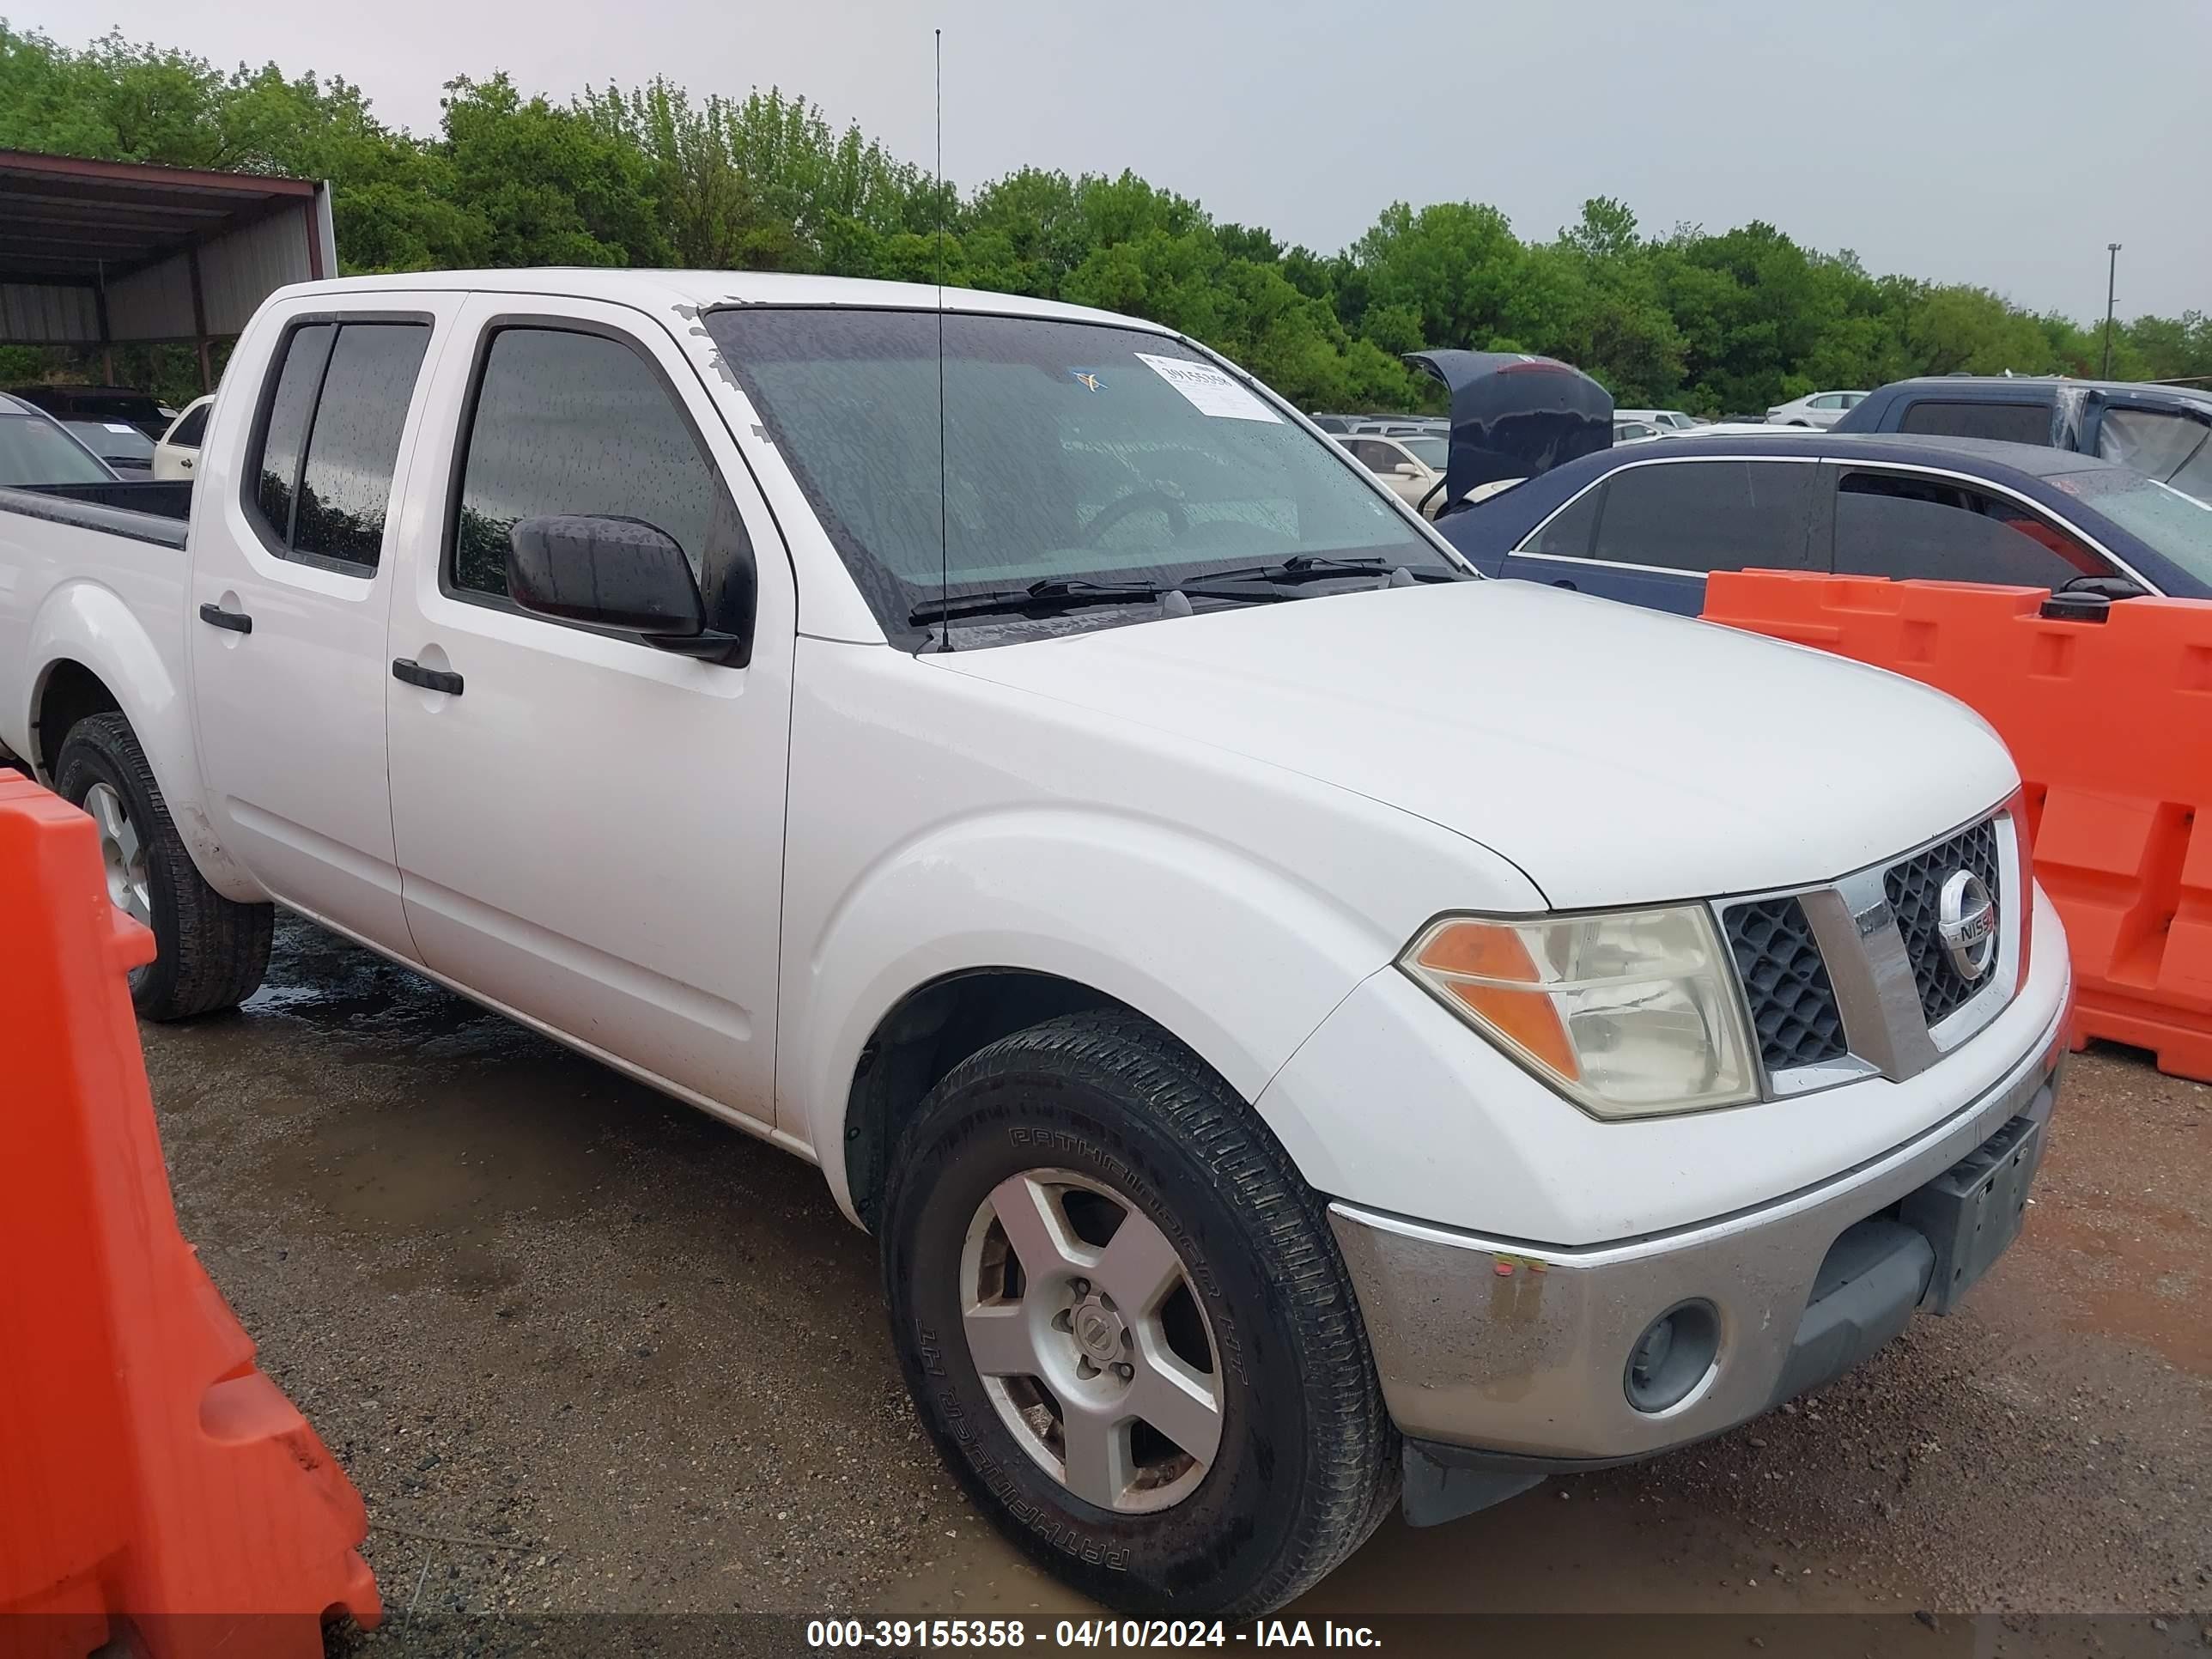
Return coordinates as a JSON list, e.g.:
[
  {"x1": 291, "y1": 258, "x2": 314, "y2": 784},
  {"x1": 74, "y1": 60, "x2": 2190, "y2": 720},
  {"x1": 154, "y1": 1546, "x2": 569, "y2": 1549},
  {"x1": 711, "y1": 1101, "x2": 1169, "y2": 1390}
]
[
  {"x1": 384, "y1": 295, "x2": 795, "y2": 1128},
  {"x1": 1823, "y1": 464, "x2": 2123, "y2": 588},
  {"x1": 187, "y1": 293, "x2": 457, "y2": 952}
]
